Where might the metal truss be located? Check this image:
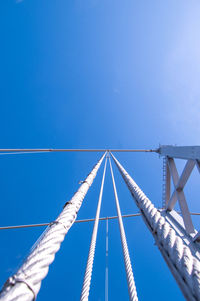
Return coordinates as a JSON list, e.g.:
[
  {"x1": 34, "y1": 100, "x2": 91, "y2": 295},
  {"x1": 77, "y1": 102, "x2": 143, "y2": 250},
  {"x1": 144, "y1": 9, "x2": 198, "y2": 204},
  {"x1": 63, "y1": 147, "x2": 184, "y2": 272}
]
[{"x1": 158, "y1": 145, "x2": 200, "y2": 241}]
